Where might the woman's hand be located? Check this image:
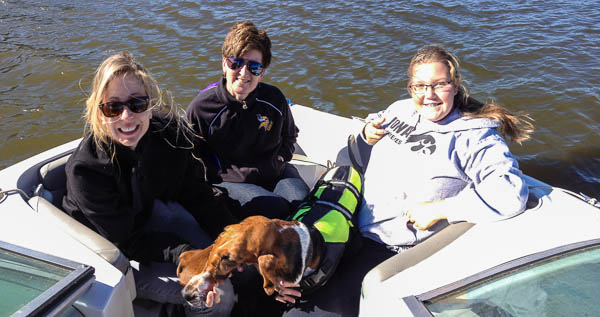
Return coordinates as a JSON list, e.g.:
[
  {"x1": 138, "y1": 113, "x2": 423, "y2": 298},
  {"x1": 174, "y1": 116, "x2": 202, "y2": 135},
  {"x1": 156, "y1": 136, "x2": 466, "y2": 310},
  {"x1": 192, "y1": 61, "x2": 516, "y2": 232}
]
[
  {"x1": 205, "y1": 264, "x2": 247, "y2": 308},
  {"x1": 204, "y1": 284, "x2": 222, "y2": 307},
  {"x1": 363, "y1": 116, "x2": 387, "y2": 145},
  {"x1": 406, "y1": 201, "x2": 447, "y2": 230},
  {"x1": 275, "y1": 280, "x2": 302, "y2": 304}
]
